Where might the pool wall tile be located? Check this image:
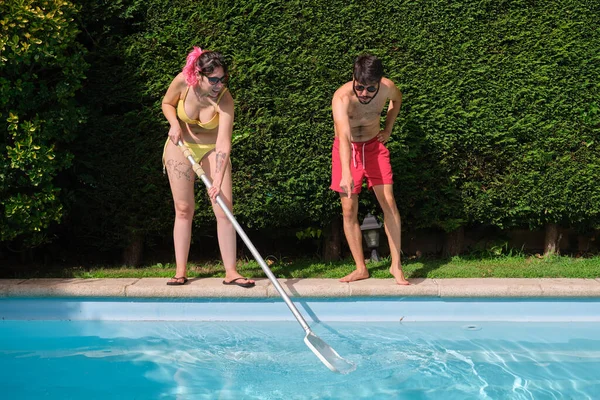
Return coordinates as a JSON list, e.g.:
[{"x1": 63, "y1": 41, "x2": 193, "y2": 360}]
[
  {"x1": 7, "y1": 278, "x2": 70, "y2": 297},
  {"x1": 5, "y1": 278, "x2": 137, "y2": 297},
  {"x1": 0, "y1": 279, "x2": 26, "y2": 297},
  {"x1": 347, "y1": 278, "x2": 438, "y2": 297},
  {"x1": 125, "y1": 278, "x2": 270, "y2": 298},
  {"x1": 539, "y1": 278, "x2": 600, "y2": 297},
  {"x1": 437, "y1": 278, "x2": 544, "y2": 297},
  {"x1": 60, "y1": 278, "x2": 137, "y2": 297},
  {"x1": 267, "y1": 279, "x2": 351, "y2": 297},
  {"x1": 1, "y1": 278, "x2": 600, "y2": 299}
]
